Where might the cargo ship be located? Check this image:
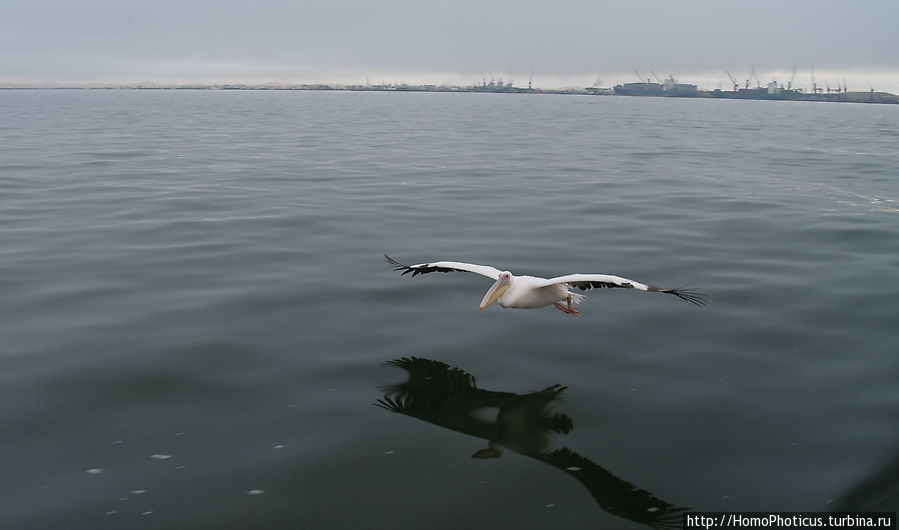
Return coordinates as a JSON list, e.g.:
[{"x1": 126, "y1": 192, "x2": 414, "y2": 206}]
[{"x1": 614, "y1": 75, "x2": 698, "y2": 97}]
